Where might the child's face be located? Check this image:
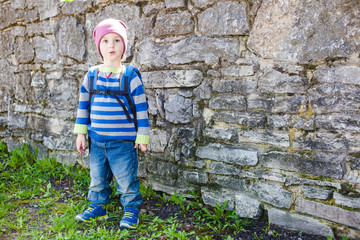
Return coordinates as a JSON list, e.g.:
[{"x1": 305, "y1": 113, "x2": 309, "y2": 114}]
[{"x1": 99, "y1": 33, "x2": 124, "y2": 64}]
